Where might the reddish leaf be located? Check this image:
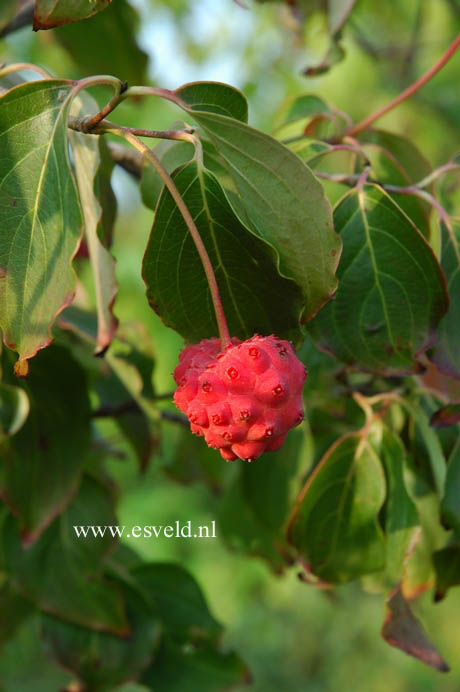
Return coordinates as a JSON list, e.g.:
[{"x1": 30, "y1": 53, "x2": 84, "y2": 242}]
[
  {"x1": 382, "y1": 587, "x2": 449, "y2": 672},
  {"x1": 430, "y1": 403, "x2": 460, "y2": 428}
]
